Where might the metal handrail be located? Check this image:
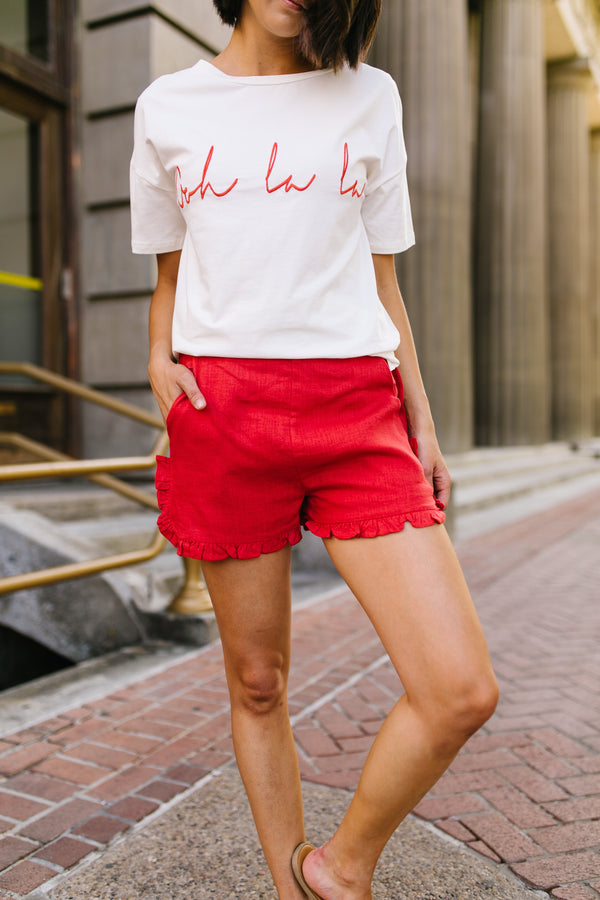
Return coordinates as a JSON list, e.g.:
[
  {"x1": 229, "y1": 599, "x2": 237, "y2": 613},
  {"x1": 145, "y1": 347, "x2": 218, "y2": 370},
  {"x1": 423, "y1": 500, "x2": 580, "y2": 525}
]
[
  {"x1": 0, "y1": 445, "x2": 166, "y2": 481},
  {"x1": 0, "y1": 433, "x2": 161, "y2": 509},
  {"x1": 0, "y1": 530, "x2": 167, "y2": 593},
  {"x1": 0, "y1": 362, "x2": 163, "y2": 428},
  {"x1": 0, "y1": 363, "x2": 212, "y2": 612}
]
